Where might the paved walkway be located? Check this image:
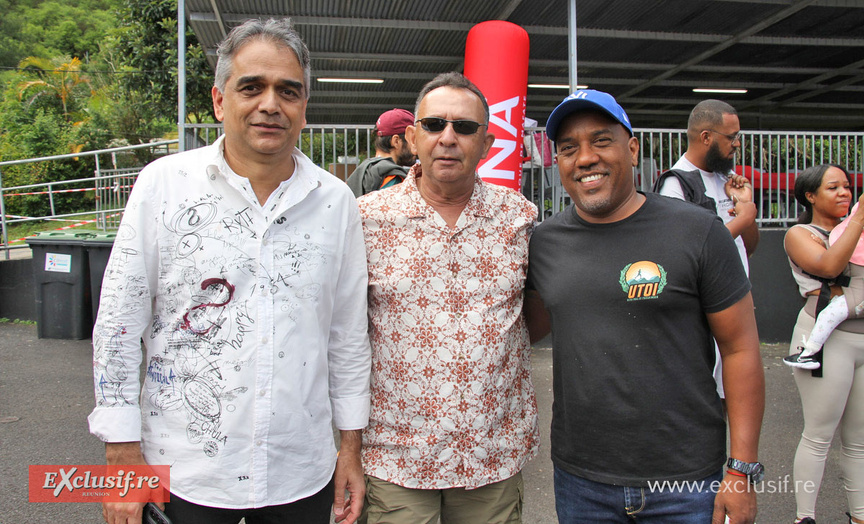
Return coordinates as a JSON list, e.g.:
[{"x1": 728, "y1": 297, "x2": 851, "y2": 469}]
[
  {"x1": 1, "y1": 245, "x2": 32, "y2": 261},
  {"x1": 0, "y1": 323, "x2": 849, "y2": 522}
]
